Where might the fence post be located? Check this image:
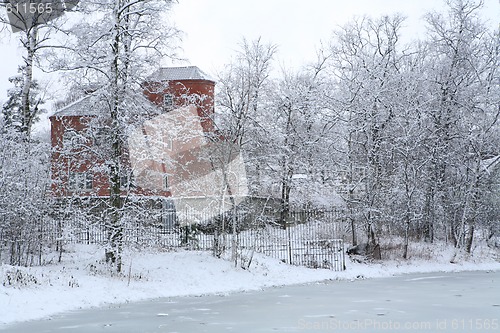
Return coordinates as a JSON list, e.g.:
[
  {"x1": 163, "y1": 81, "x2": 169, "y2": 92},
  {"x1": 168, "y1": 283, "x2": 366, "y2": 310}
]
[
  {"x1": 286, "y1": 222, "x2": 292, "y2": 265},
  {"x1": 231, "y1": 208, "x2": 238, "y2": 267}
]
